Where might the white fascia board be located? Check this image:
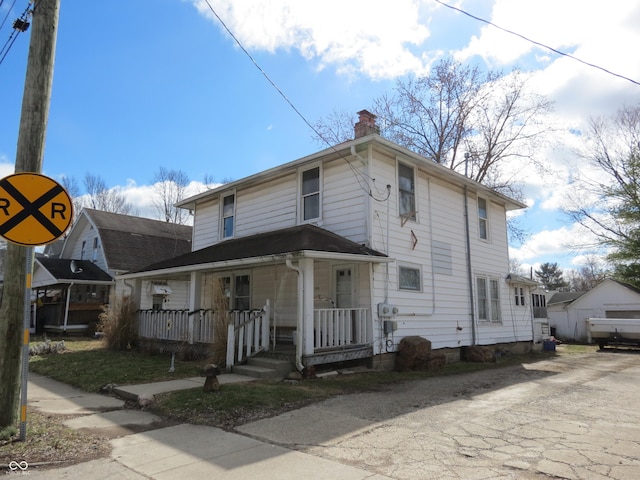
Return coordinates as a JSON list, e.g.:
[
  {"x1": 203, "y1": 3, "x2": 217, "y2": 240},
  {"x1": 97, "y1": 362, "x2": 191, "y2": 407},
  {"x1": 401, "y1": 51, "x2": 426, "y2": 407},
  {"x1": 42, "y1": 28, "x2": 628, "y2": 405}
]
[{"x1": 117, "y1": 249, "x2": 392, "y2": 281}]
